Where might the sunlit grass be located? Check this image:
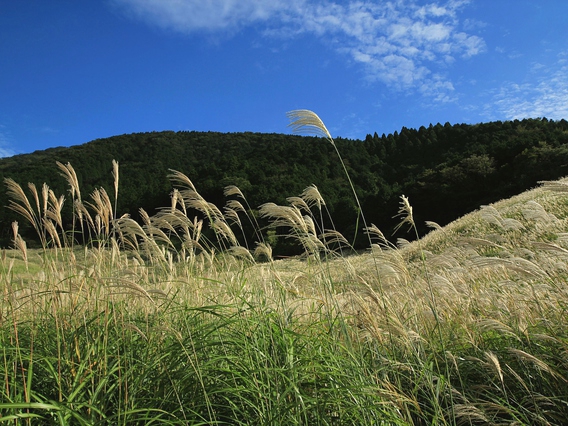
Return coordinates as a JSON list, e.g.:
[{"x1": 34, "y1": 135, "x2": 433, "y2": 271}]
[{"x1": 1, "y1": 112, "x2": 567, "y2": 424}]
